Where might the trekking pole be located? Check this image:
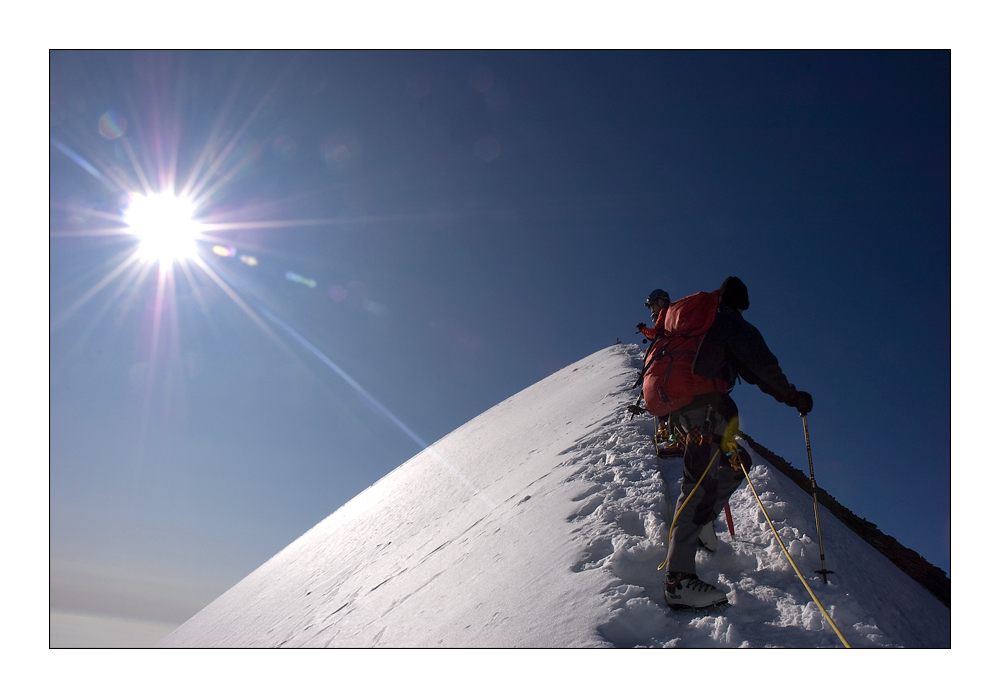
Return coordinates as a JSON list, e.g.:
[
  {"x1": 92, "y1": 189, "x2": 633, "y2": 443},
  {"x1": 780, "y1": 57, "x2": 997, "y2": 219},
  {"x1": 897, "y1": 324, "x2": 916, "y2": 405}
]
[{"x1": 801, "y1": 413, "x2": 834, "y2": 583}]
